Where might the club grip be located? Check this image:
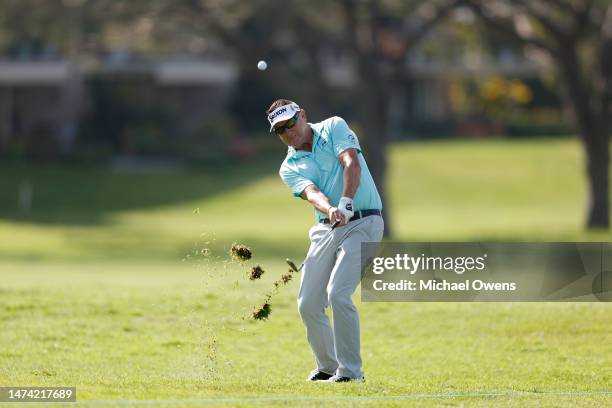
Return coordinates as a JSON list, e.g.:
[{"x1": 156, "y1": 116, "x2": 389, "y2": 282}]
[{"x1": 331, "y1": 220, "x2": 340, "y2": 229}]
